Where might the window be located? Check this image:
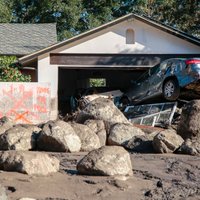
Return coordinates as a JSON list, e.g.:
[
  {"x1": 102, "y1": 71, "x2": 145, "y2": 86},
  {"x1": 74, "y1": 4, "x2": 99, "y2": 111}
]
[
  {"x1": 126, "y1": 29, "x2": 135, "y2": 44},
  {"x1": 89, "y1": 78, "x2": 106, "y2": 87}
]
